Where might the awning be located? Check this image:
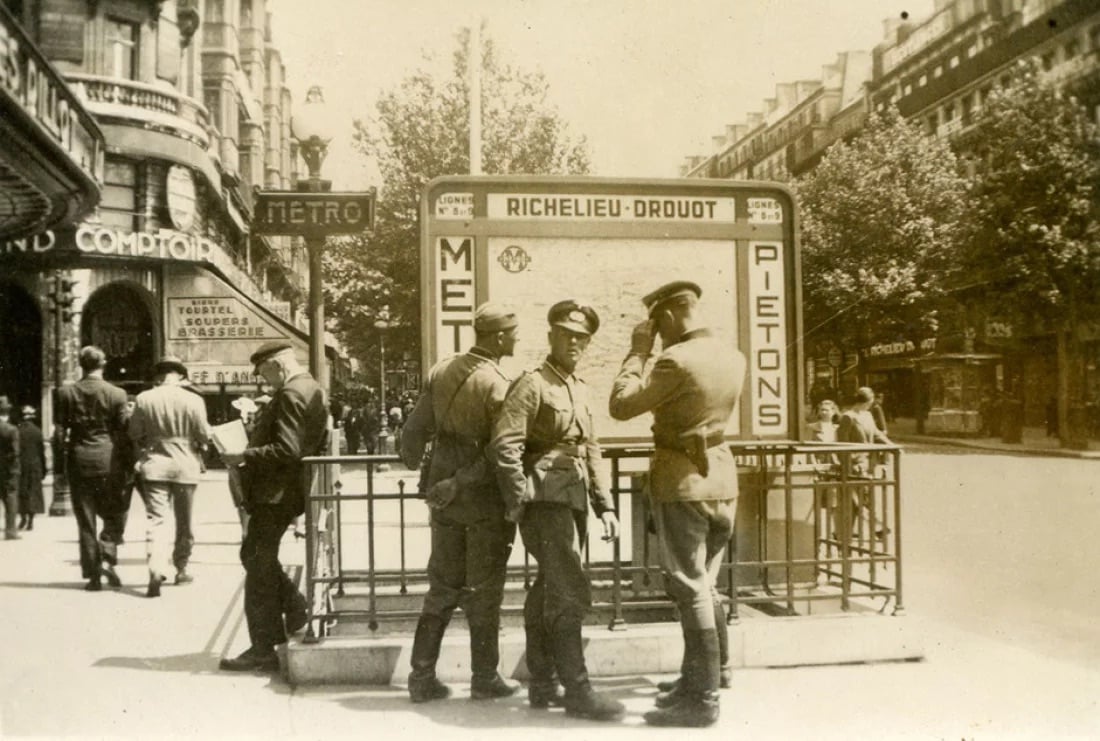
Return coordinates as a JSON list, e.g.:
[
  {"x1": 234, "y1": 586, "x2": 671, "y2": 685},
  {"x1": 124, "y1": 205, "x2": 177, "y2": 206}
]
[
  {"x1": 0, "y1": 5, "x2": 104, "y2": 239},
  {"x1": 164, "y1": 263, "x2": 323, "y2": 391}
]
